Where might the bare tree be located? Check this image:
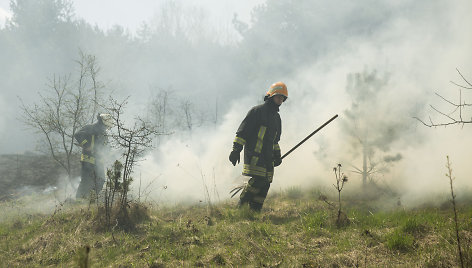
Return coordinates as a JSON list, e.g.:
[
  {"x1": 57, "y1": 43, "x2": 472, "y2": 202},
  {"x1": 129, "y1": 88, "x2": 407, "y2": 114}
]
[
  {"x1": 20, "y1": 51, "x2": 105, "y2": 187},
  {"x1": 180, "y1": 99, "x2": 193, "y2": 131},
  {"x1": 77, "y1": 51, "x2": 104, "y2": 124},
  {"x1": 152, "y1": 0, "x2": 210, "y2": 43},
  {"x1": 179, "y1": 98, "x2": 208, "y2": 131},
  {"x1": 146, "y1": 89, "x2": 208, "y2": 137},
  {"x1": 147, "y1": 88, "x2": 174, "y2": 135},
  {"x1": 415, "y1": 69, "x2": 472, "y2": 127}
]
